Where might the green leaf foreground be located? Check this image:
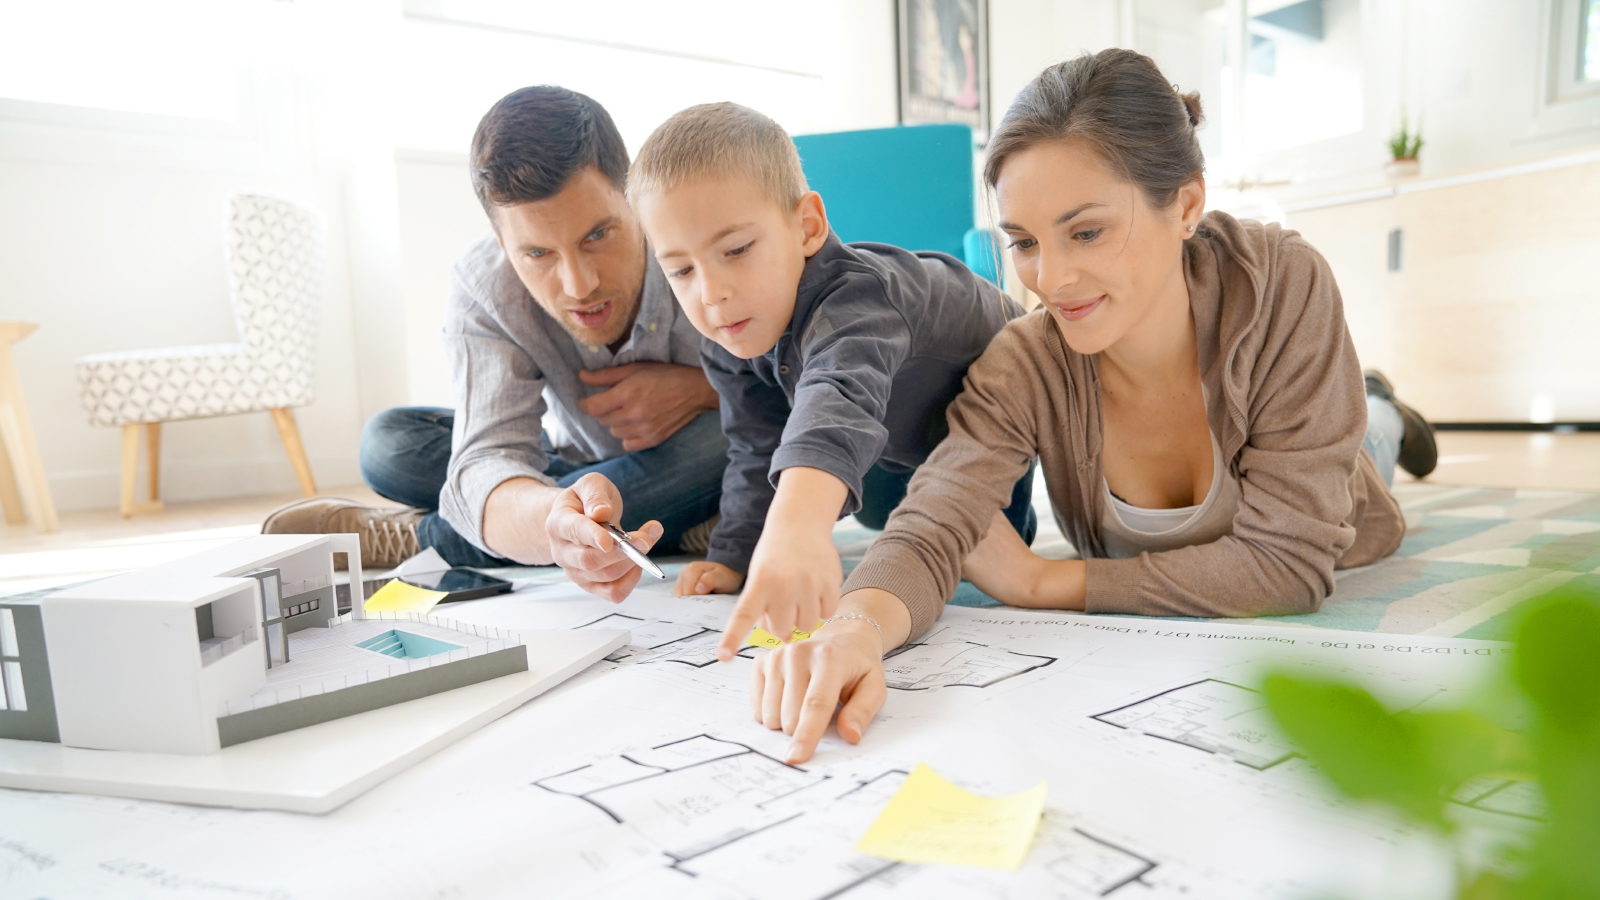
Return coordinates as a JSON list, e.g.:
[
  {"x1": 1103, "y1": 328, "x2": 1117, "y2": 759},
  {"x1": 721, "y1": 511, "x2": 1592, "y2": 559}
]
[{"x1": 1261, "y1": 586, "x2": 1600, "y2": 898}]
